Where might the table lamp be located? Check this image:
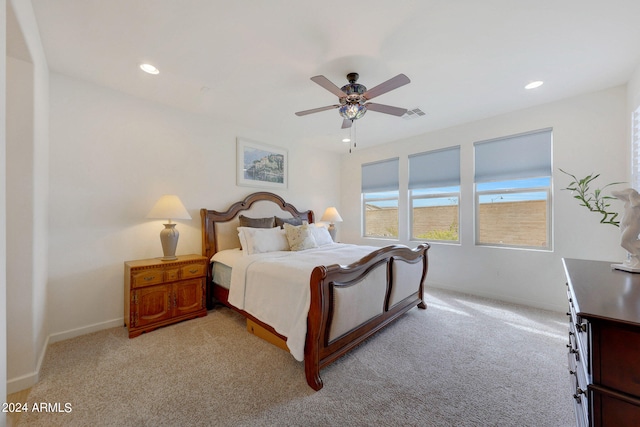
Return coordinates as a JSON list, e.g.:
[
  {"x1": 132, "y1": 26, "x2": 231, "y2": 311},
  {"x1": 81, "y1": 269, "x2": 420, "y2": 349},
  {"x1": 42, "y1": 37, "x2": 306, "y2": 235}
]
[
  {"x1": 320, "y1": 207, "x2": 343, "y2": 241},
  {"x1": 146, "y1": 195, "x2": 192, "y2": 260}
]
